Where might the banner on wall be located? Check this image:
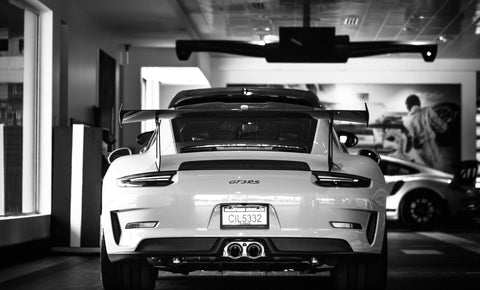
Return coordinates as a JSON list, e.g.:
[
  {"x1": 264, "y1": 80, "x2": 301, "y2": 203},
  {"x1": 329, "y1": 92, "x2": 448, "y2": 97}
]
[{"x1": 228, "y1": 83, "x2": 461, "y2": 173}]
